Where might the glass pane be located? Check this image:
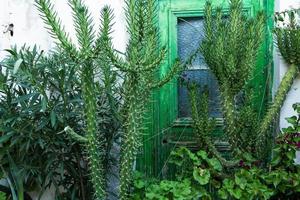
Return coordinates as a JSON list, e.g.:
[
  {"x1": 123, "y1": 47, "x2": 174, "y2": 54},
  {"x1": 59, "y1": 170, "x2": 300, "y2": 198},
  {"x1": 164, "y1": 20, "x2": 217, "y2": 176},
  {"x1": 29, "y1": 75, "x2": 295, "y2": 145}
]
[{"x1": 177, "y1": 17, "x2": 222, "y2": 118}]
